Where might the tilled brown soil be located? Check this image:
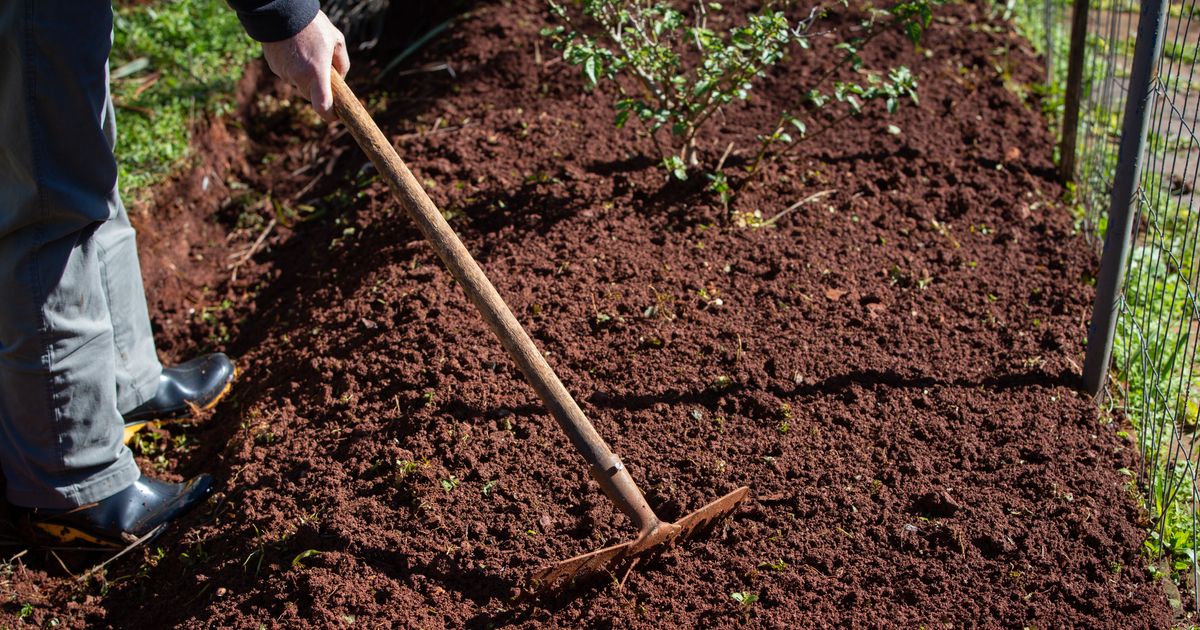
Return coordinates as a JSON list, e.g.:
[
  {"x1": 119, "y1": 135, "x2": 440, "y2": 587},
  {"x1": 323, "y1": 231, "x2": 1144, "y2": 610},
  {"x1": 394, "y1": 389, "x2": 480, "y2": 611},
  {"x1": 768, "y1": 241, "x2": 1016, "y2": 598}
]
[{"x1": 1, "y1": 1, "x2": 1177, "y2": 627}]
